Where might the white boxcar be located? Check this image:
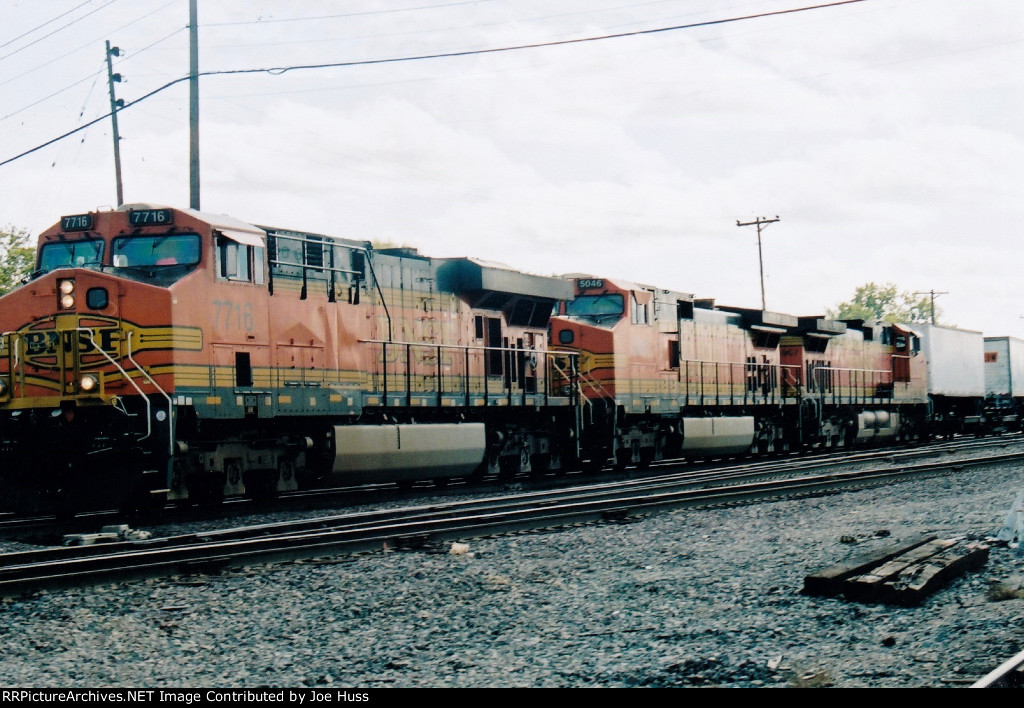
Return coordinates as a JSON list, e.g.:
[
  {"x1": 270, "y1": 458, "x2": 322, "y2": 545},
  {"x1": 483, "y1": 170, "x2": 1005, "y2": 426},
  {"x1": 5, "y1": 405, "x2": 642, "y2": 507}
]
[
  {"x1": 984, "y1": 336, "x2": 1024, "y2": 398},
  {"x1": 914, "y1": 324, "x2": 986, "y2": 397}
]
